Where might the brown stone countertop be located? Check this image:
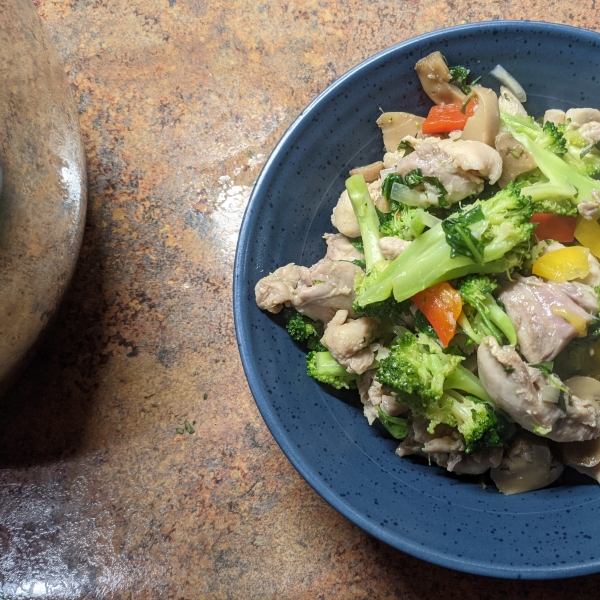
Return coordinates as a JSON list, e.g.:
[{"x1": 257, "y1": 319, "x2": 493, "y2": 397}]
[{"x1": 2, "y1": 0, "x2": 600, "y2": 598}]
